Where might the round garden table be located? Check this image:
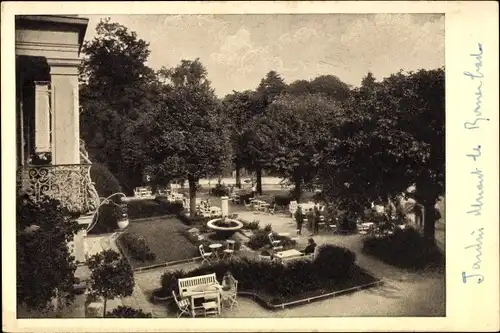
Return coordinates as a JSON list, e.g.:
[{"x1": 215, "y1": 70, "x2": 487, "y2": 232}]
[{"x1": 209, "y1": 243, "x2": 223, "y2": 259}]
